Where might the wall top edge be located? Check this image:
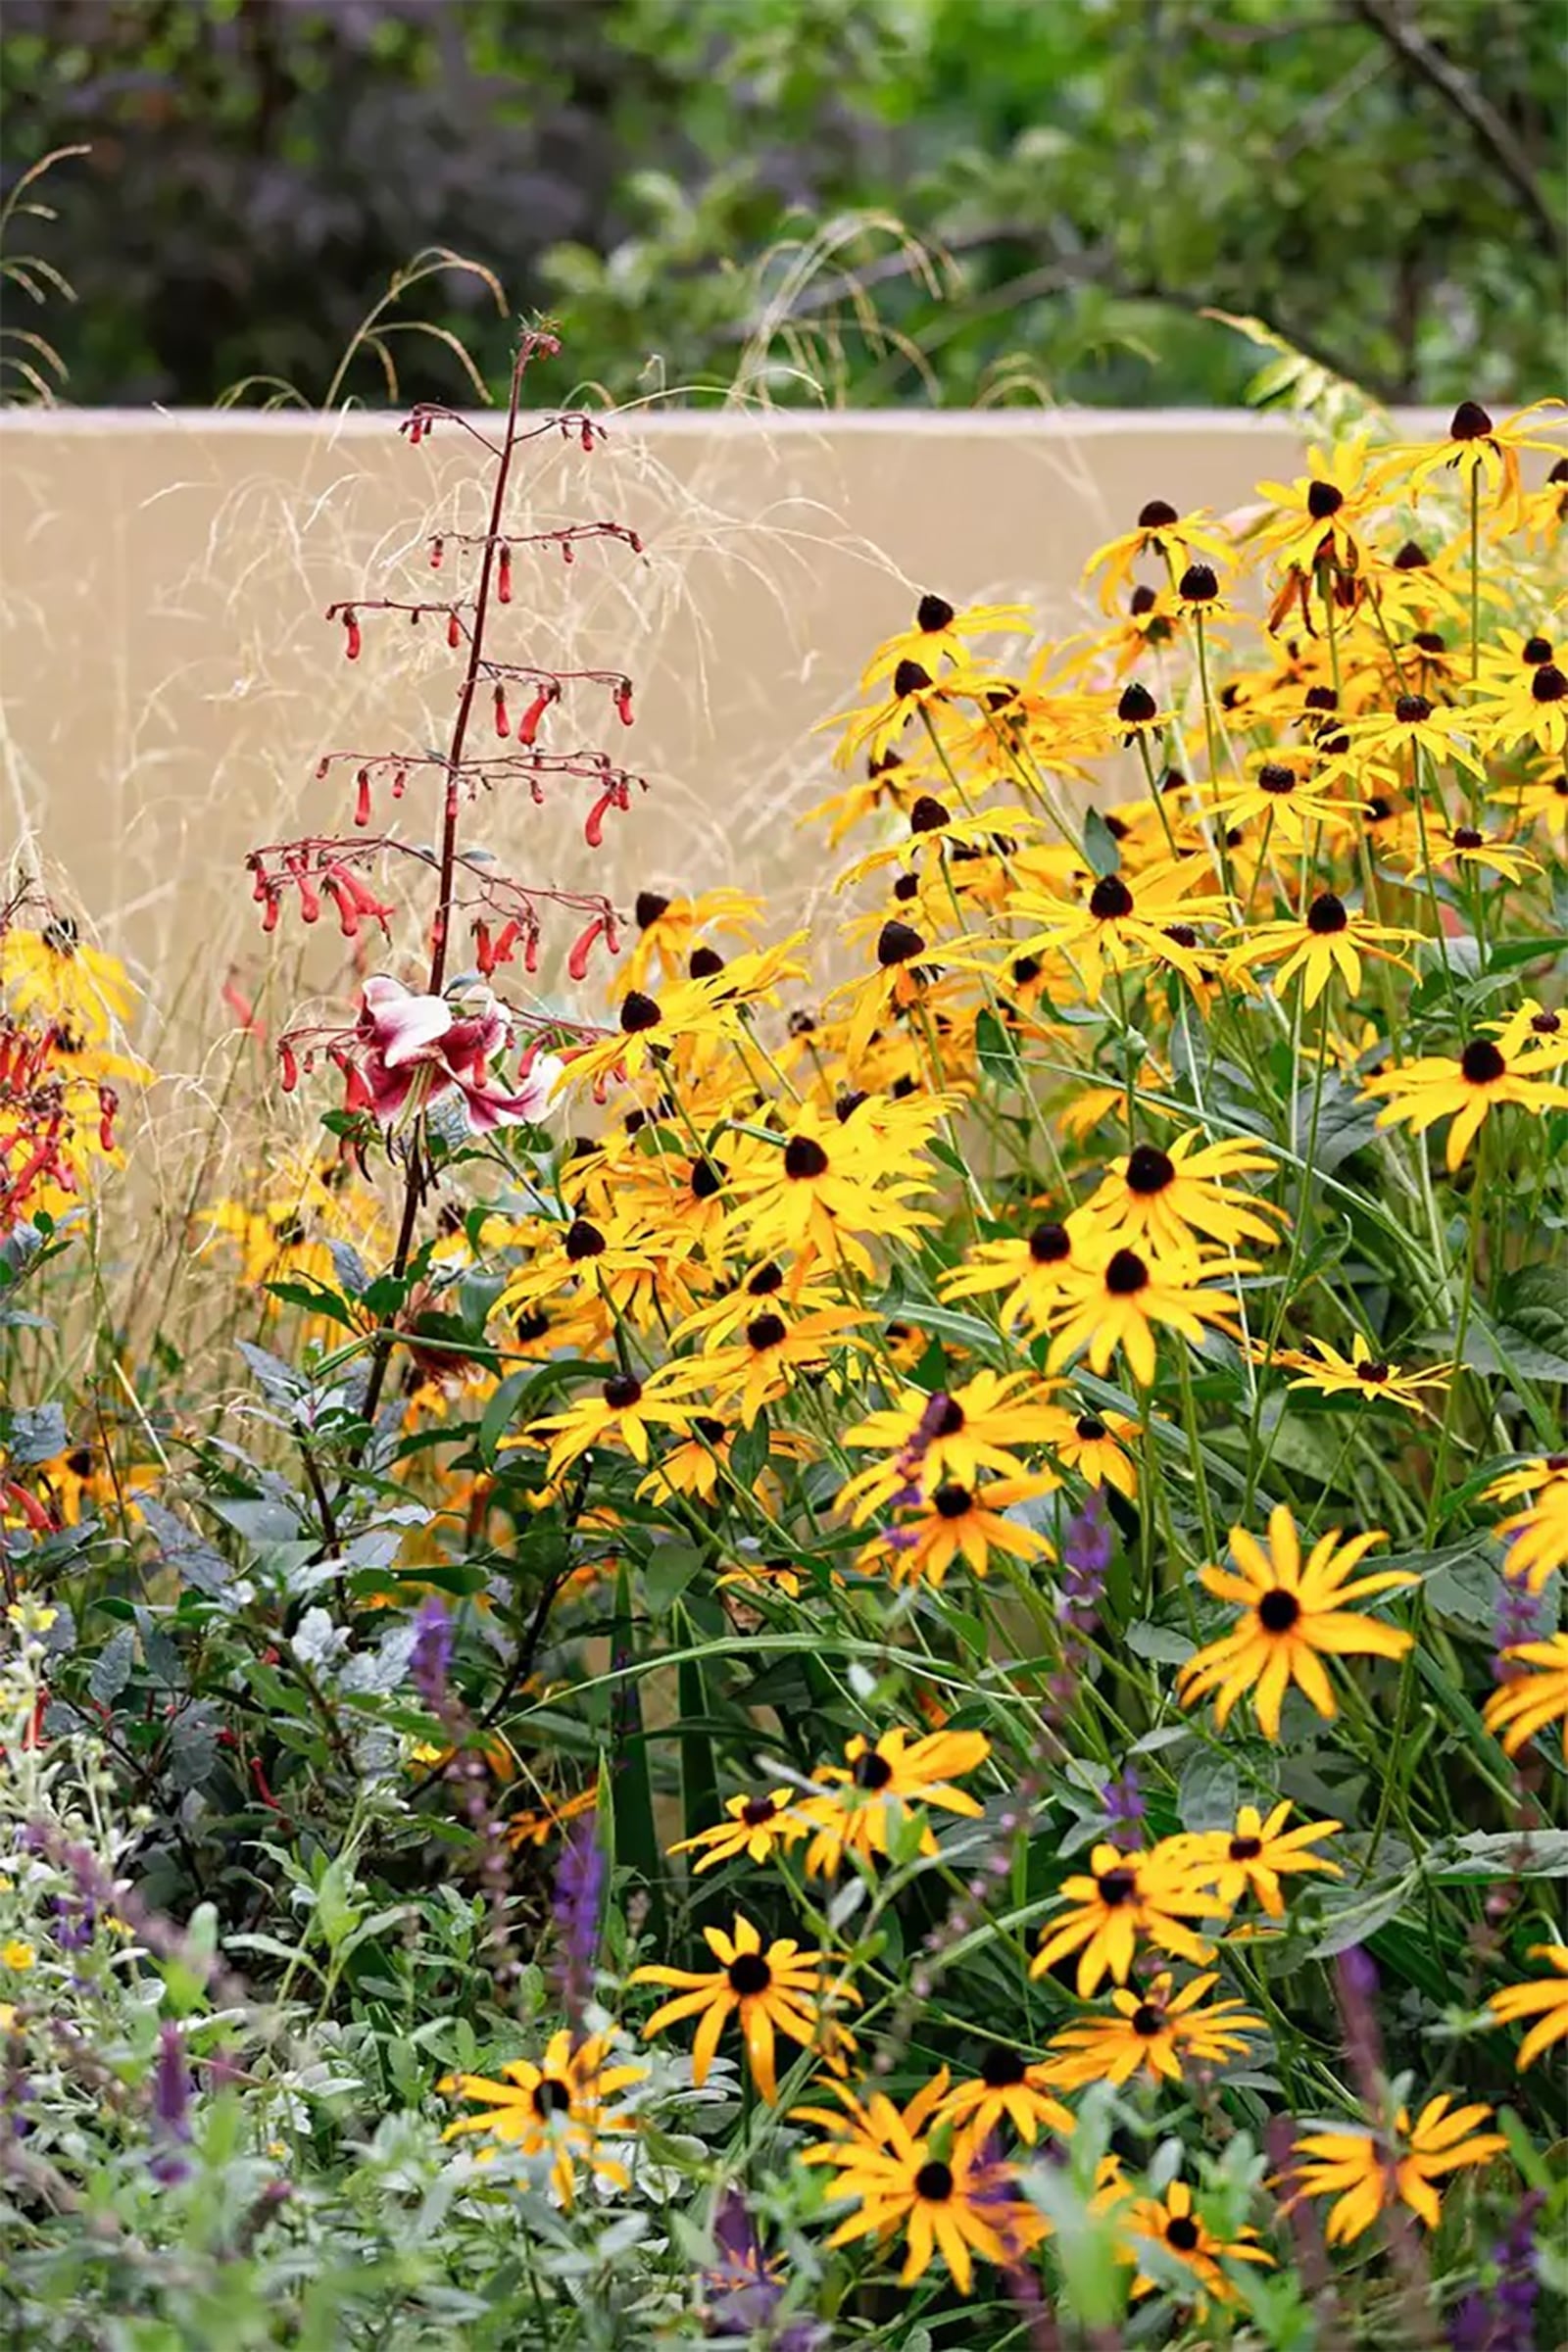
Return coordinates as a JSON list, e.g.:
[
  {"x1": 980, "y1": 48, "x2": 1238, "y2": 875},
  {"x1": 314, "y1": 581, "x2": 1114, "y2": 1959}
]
[{"x1": 0, "y1": 404, "x2": 1452, "y2": 439}]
